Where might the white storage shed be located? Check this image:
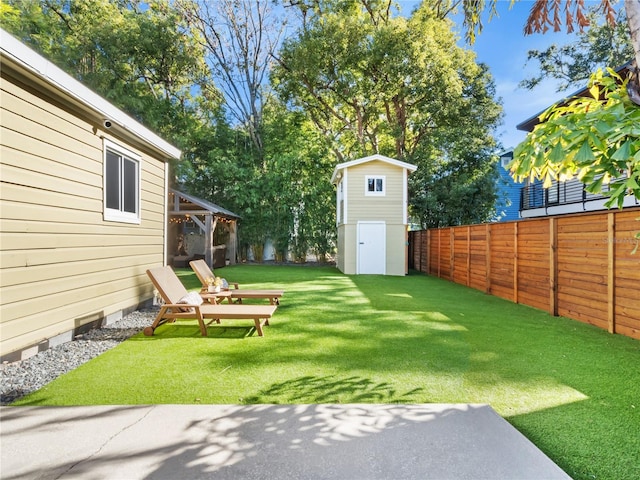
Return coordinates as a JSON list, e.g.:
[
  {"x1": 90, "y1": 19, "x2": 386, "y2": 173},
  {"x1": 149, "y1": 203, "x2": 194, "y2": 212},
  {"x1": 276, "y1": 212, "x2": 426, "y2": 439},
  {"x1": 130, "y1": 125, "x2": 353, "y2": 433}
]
[{"x1": 331, "y1": 154, "x2": 417, "y2": 275}]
